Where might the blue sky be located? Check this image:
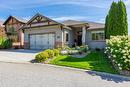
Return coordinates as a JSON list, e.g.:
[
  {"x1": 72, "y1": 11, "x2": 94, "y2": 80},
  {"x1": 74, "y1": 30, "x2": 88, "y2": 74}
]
[{"x1": 0, "y1": 0, "x2": 130, "y2": 34}]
